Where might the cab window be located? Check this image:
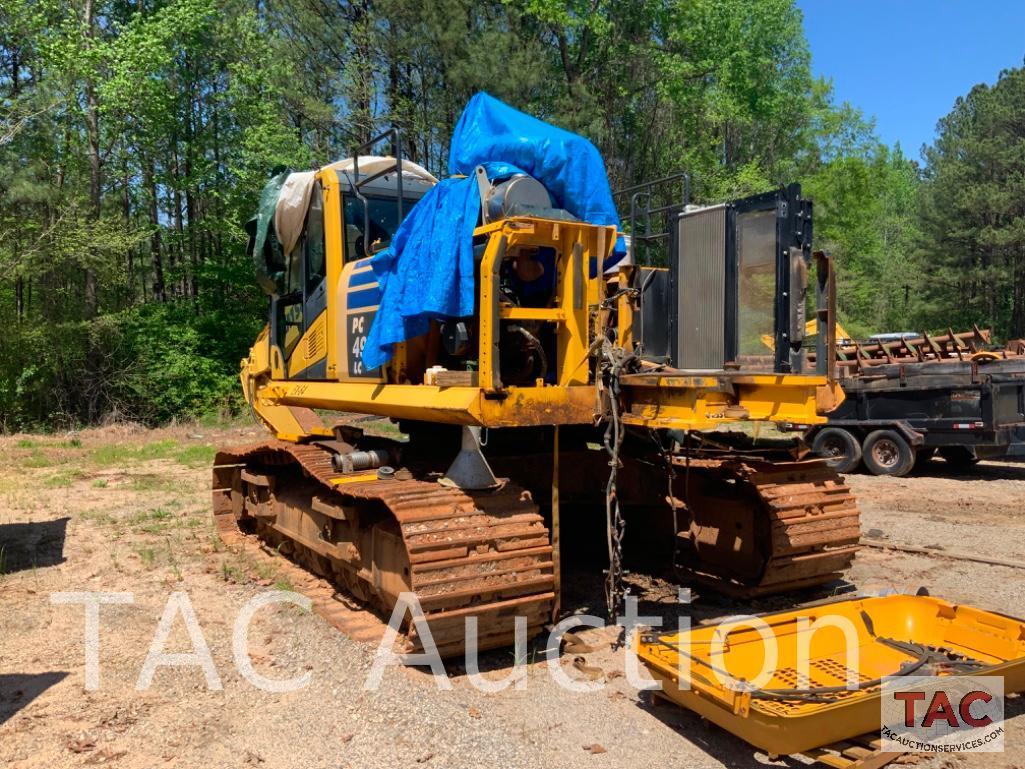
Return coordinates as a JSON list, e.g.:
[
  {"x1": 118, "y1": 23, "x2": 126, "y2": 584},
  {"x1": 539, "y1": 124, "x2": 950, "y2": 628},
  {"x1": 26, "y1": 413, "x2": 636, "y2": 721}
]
[
  {"x1": 342, "y1": 194, "x2": 414, "y2": 262},
  {"x1": 306, "y1": 183, "x2": 326, "y2": 292}
]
